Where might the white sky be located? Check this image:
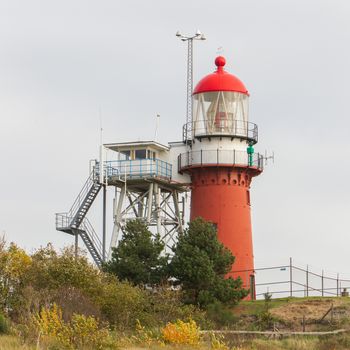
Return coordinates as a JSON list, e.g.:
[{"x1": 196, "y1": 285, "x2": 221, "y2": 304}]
[{"x1": 1, "y1": 0, "x2": 350, "y2": 276}]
